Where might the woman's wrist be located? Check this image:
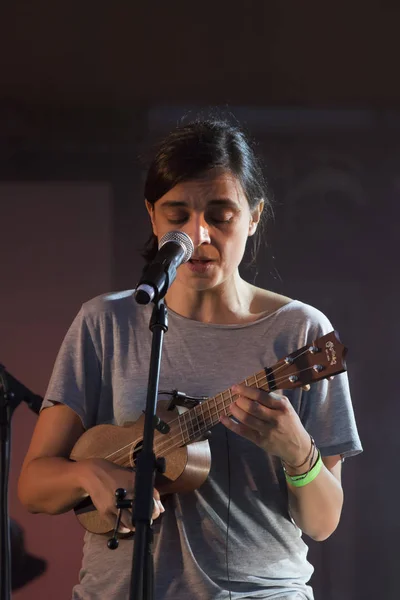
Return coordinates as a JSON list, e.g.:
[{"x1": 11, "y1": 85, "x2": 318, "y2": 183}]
[
  {"x1": 73, "y1": 458, "x2": 99, "y2": 498},
  {"x1": 282, "y1": 449, "x2": 323, "y2": 488},
  {"x1": 280, "y1": 434, "x2": 315, "y2": 476}
]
